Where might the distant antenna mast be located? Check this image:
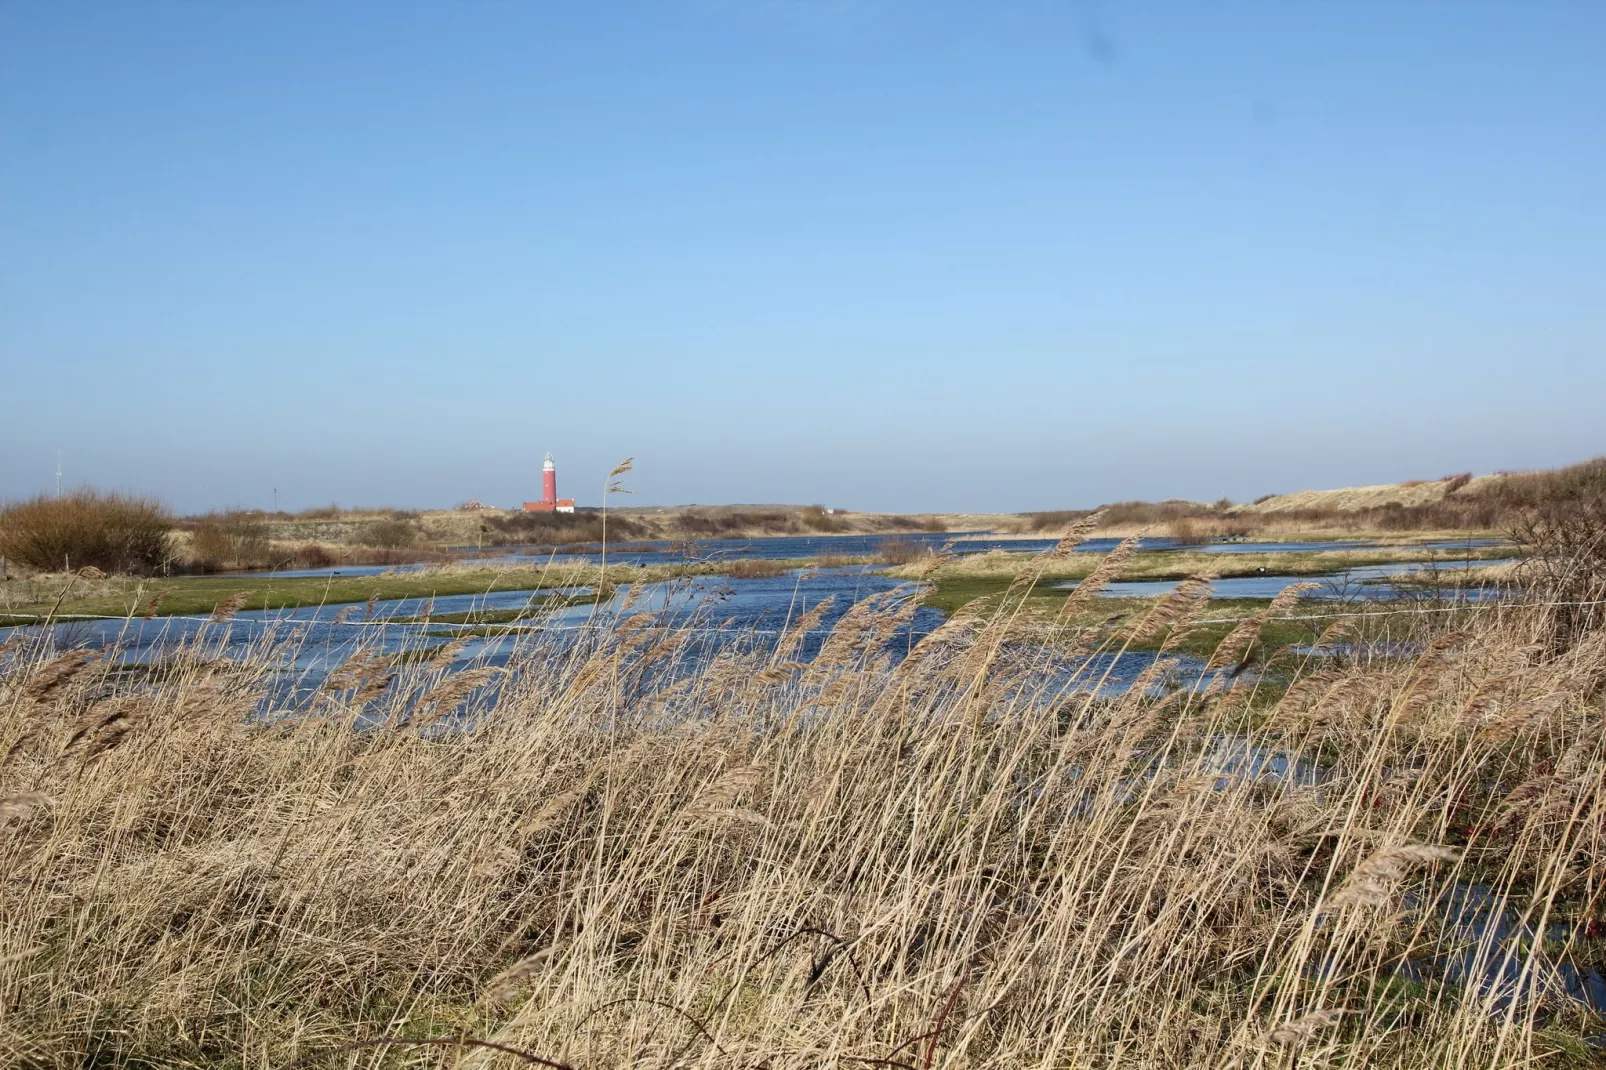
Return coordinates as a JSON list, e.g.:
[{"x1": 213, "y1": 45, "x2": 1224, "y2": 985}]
[{"x1": 55, "y1": 451, "x2": 62, "y2": 497}]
